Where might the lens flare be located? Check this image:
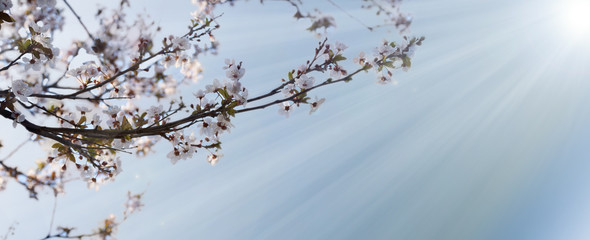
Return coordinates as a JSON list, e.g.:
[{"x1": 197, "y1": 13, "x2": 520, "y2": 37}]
[{"x1": 561, "y1": 0, "x2": 590, "y2": 38}]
